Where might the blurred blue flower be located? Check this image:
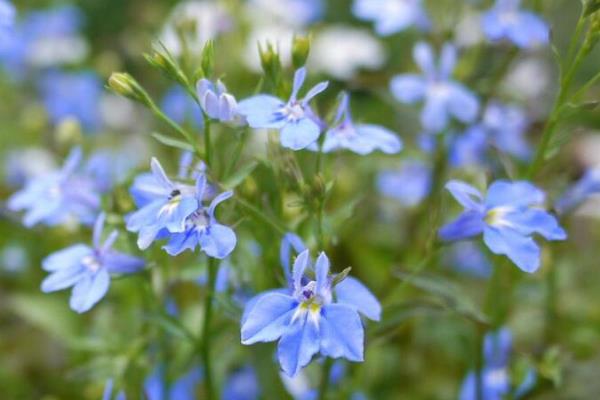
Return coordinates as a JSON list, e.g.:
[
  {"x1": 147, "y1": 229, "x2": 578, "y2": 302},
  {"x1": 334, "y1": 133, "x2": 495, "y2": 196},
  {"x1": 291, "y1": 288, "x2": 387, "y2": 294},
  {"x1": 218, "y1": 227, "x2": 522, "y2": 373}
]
[
  {"x1": 280, "y1": 360, "x2": 348, "y2": 400},
  {"x1": 439, "y1": 180, "x2": 566, "y2": 273},
  {"x1": 460, "y1": 328, "x2": 536, "y2": 400},
  {"x1": 163, "y1": 174, "x2": 236, "y2": 259},
  {"x1": 390, "y1": 42, "x2": 479, "y2": 132},
  {"x1": 126, "y1": 158, "x2": 199, "y2": 250},
  {"x1": 4, "y1": 147, "x2": 56, "y2": 187},
  {"x1": 0, "y1": 5, "x2": 87, "y2": 76},
  {"x1": 197, "y1": 79, "x2": 243, "y2": 124},
  {"x1": 241, "y1": 245, "x2": 380, "y2": 376},
  {"x1": 222, "y1": 366, "x2": 260, "y2": 400},
  {"x1": 7, "y1": 147, "x2": 100, "y2": 227},
  {"x1": 39, "y1": 70, "x2": 103, "y2": 132},
  {"x1": 352, "y1": 0, "x2": 429, "y2": 36},
  {"x1": 84, "y1": 149, "x2": 143, "y2": 193},
  {"x1": 320, "y1": 92, "x2": 402, "y2": 155},
  {"x1": 145, "y1": 365, "x2": 203, "y2": 400},
  {"x1": 450, "y1": 102, "x2": 531, "y2": 168},
  {"x1": 445, "y1": 241, "x2": 492, "y2": 279},
  {"x1": 555, "y1": 169, "x2": 600, "y2": 215},
  {"x1": 377, "y1": 159, "x2": 432, "y2": 207},
  {"x1": 0, "y1": 0, "x2": 15, "y2": 43},
  {"x1": 41, "y1": 213, "x2": 144, "y2": 313},
  {"x1": 250, "y1": 0, "x2": 324, "y2": 27},
  {"x1": 482, "y1": 0, "x2": 549, "y2": 49},
  {"x1": 161, "y1": 85, "x2": 203, "y2": 128},
  {"x1": 238, "y1": 67, "x2": 328, "y2": 150}
]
